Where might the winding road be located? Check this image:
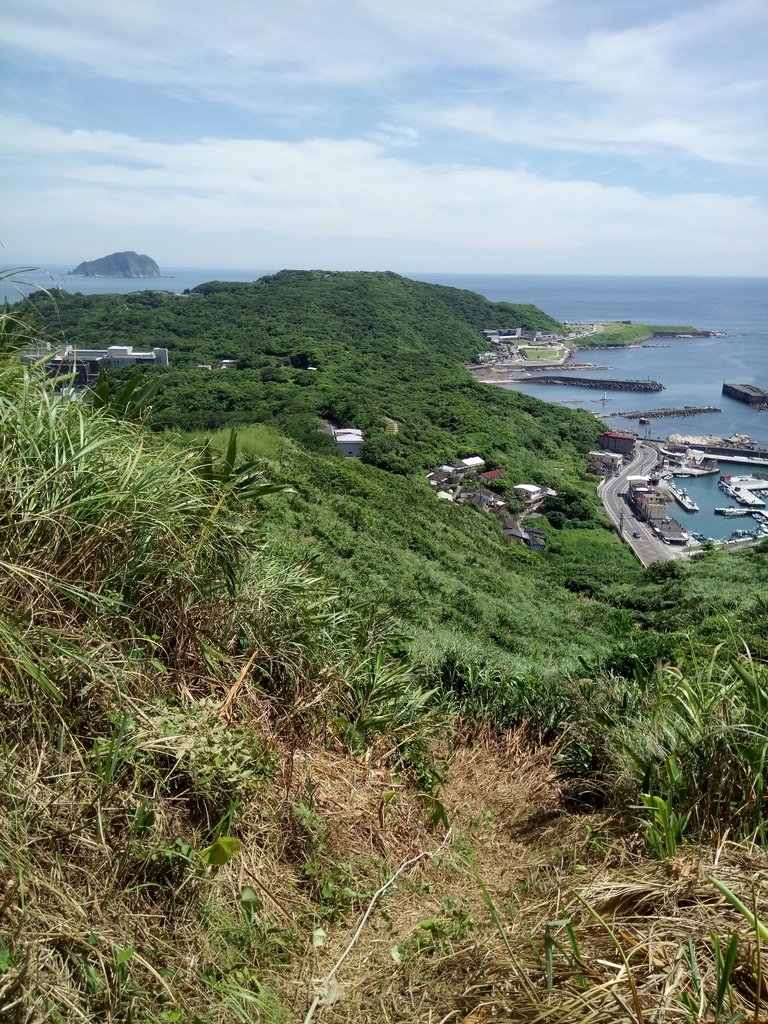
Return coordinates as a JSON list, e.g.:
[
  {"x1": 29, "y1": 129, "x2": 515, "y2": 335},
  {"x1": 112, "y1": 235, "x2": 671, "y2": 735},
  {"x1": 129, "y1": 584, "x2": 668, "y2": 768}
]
[{"x1": 598, "y1": 443, "x2": 687, "y2": 566}]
